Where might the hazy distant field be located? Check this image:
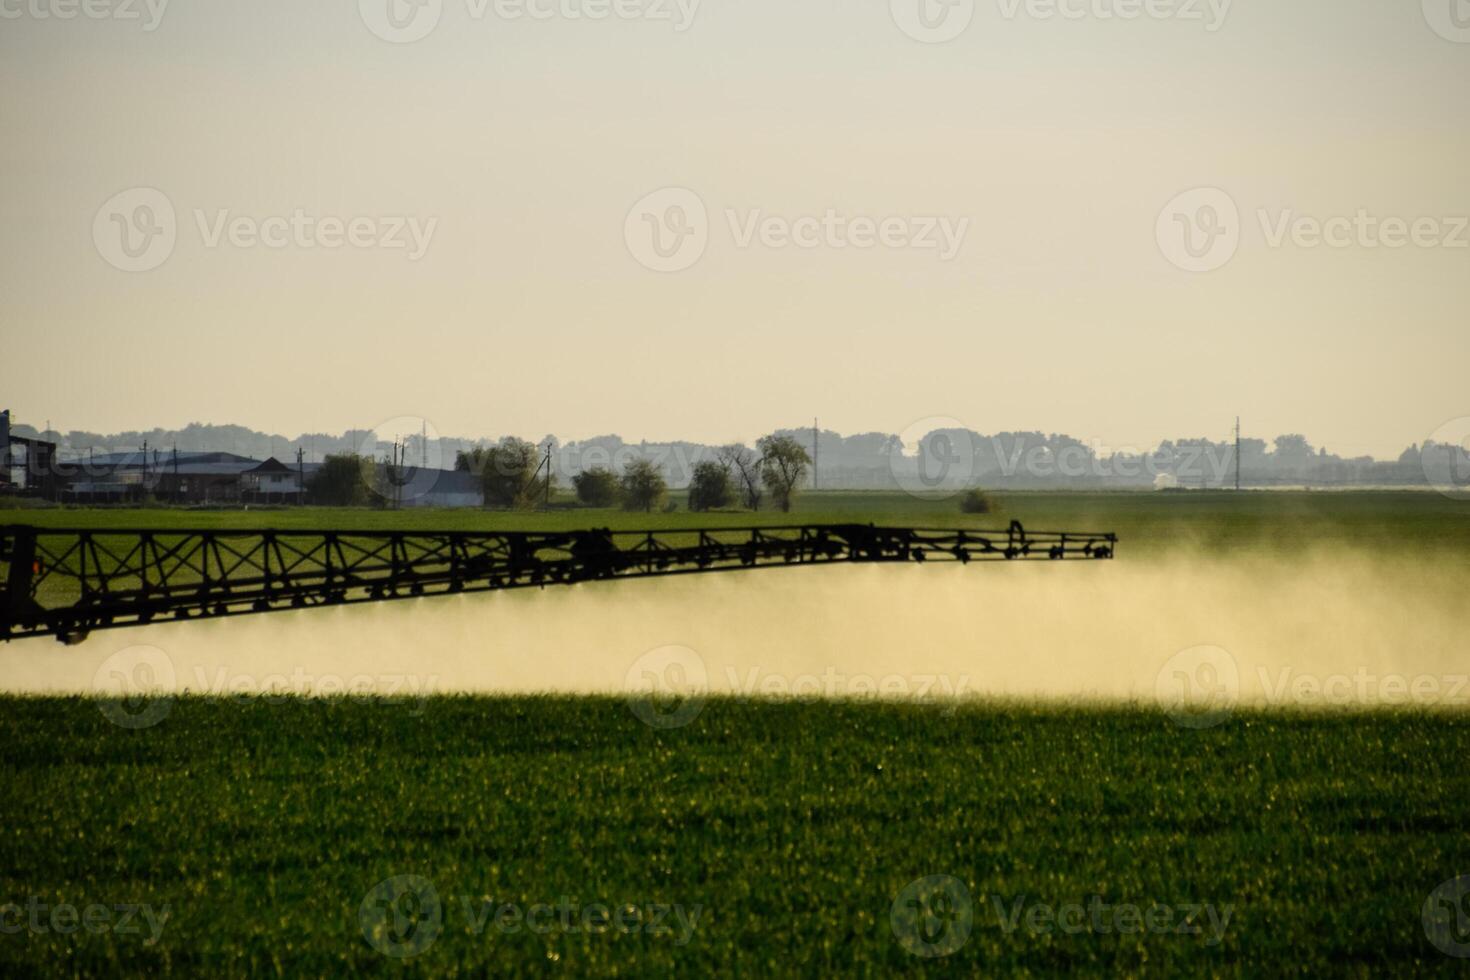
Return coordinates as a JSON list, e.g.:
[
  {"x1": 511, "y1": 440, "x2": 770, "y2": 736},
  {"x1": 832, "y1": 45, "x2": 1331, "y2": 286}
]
[{"x1": 2, "y1": 697, "x2": 1468, "y2": 976}]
